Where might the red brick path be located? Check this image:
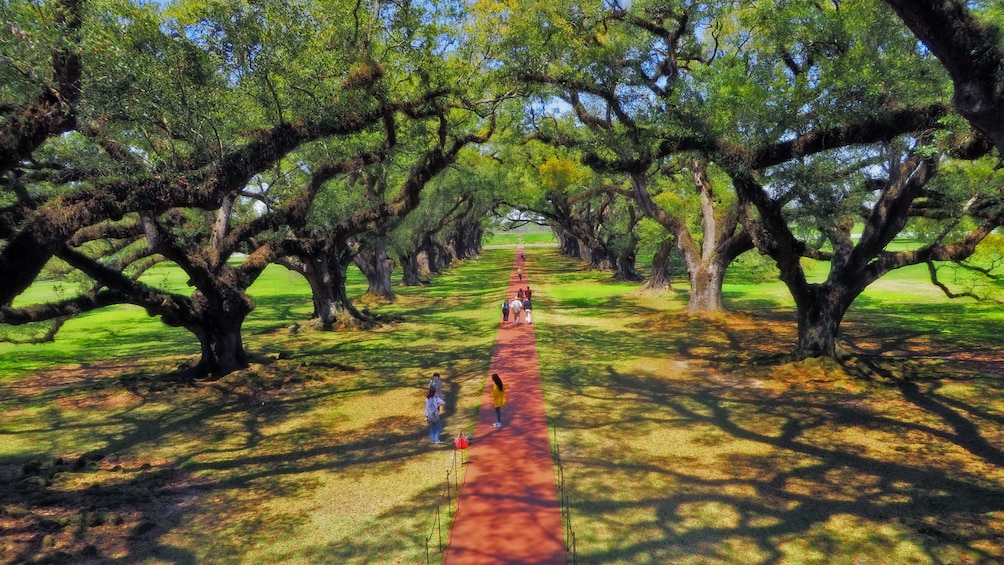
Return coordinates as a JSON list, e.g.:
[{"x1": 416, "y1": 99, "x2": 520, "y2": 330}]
[{"x1": 443, "y1": 246, "x2": 566, "y2": 564}]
